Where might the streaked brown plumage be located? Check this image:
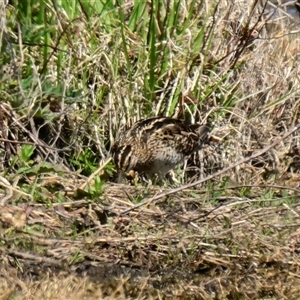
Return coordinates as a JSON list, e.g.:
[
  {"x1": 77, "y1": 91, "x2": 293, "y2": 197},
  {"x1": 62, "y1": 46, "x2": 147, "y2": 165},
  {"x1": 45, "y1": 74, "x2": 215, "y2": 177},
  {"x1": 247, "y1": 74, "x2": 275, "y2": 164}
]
[{"x1": 112, "y1": 117, "x2": 210, "y2": 182}]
